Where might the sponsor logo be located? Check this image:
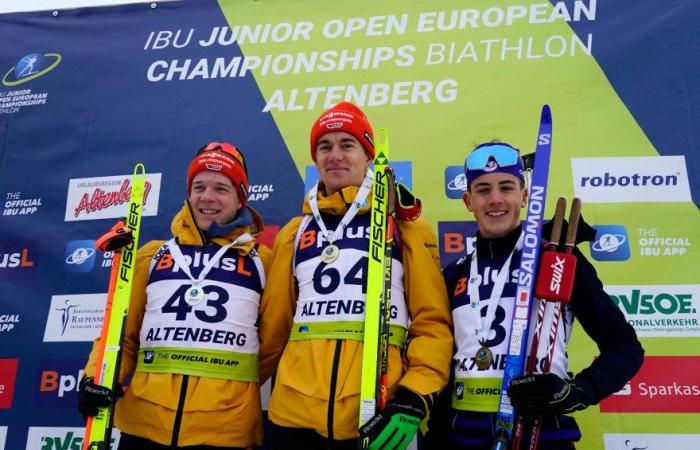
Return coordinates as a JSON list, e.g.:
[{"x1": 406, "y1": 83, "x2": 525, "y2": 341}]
[
  {"x1": 64, "y1": 173, "x2": 161, "y2": 221},
  {"x1": 0, "y1": 426, "x2": 6, "y2": 450},
  {"x1": 637, "y1": 227, "x2": 691, "y2": 257},
  {"x1": 2, "y1": 53, "x2": 61, "y2": 86},
  {"x1": 247, "y1": 183, "x2": 275, "y2": 202},
  {"x1": 590, "y1": 225, "x2": 630, "y2": 261},
  {"x1": 438, "y1": 221, "x2": 479, "y2": 267},
  {"x1": 43, "y1": 294, "x2": 106, "y2": 342},
  {"x1": 571, "y1": 156, "x2": 691, "y2": 203},
  {"x1": 455, "y1": 381, "x2": 464, "y2": 400},
  {"x1": 0, "y1": 240, "x2": 37, "y2": 281},
  {"x1": 34, "y1": 359, "x2": 85, "y2": 408},
  {"x1": 600, "y1": 356, "x2": 700, "y2": 412},
  {"x1": 603, "y1": 433, "x2": 700, "y2": 450},
  {"x1": 64, "y1": 240, "x2": 96, "y2": 273},
  {"x1": 26, "y1": 427, "x2": 120, "y2": 450},
  {"x1": 0, "y1": 359, "x2": 19, "y2": 409},
  {"x1": 304, "y1": 161, "x2": 413, "y2": 195},
  {"x1": 606, "y1": 285, "x2": 700, "y2": 337},
  {"x1": 0, "y1": 313, "x2": 19, "y2": 333},
  {"x1": 2, "y1": 192, "x2": 43, "y2": 216},
  {"x1": 444, "y1": 165, "x2": 468, "y2": 199}
]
